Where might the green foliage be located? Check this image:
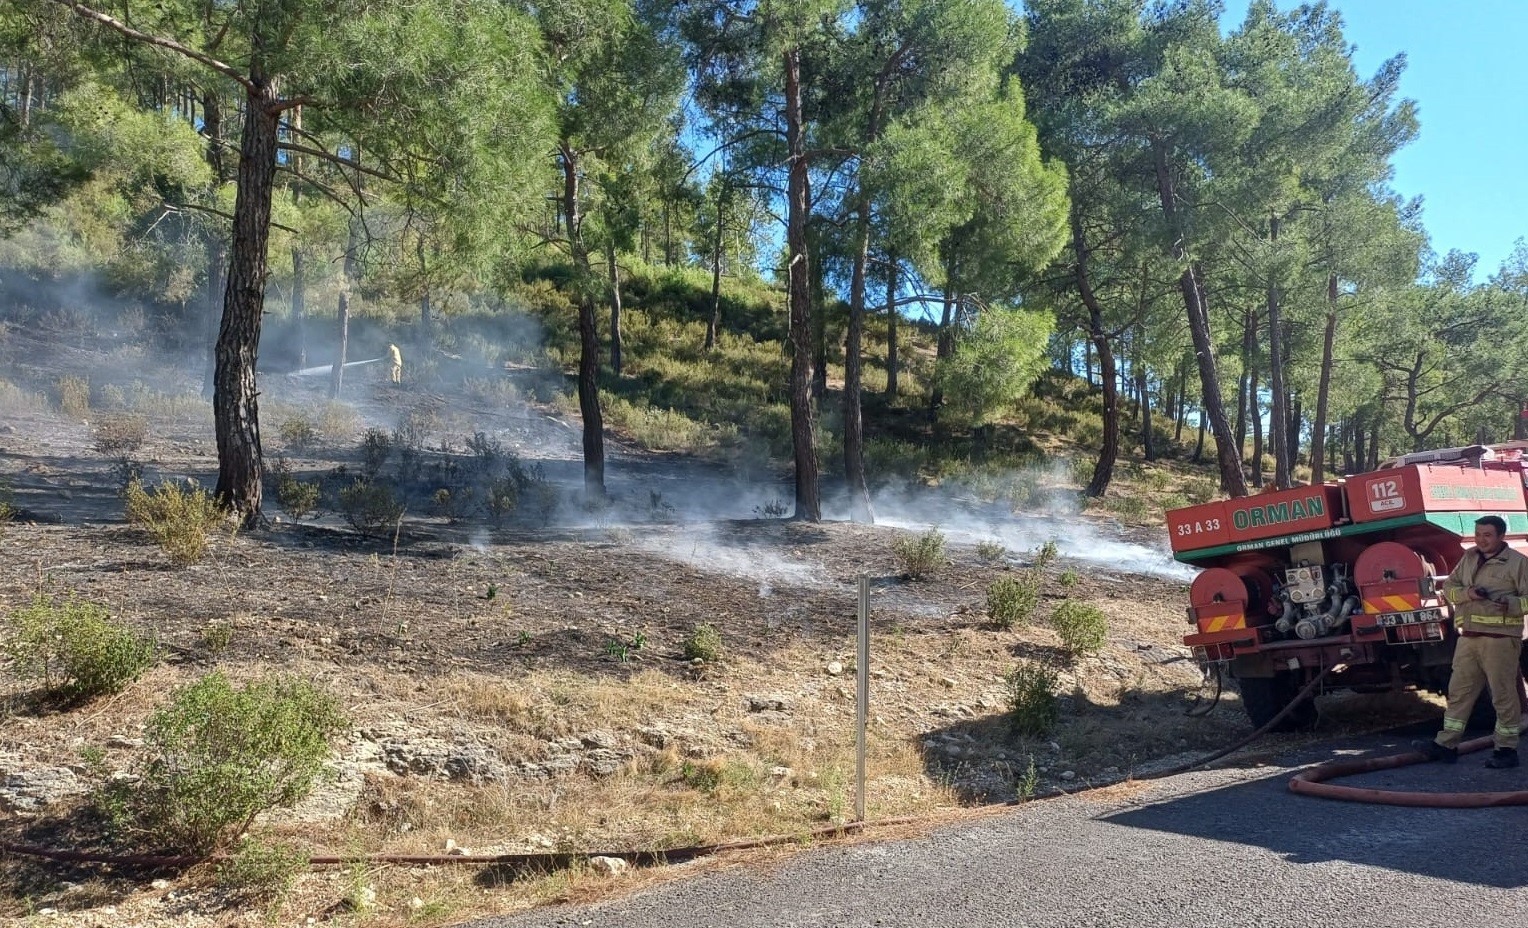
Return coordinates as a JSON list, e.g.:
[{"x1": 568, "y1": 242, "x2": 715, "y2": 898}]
[
  {"x1": 336, "y1": 479, "x2": 405, "y2": 537},
  {"x1": 123, "y1": 479, "x2": 226, "y2": 565},
  {"x1": 55, "y1": 375, "x2": 90, "y2": 419},
  {"x1": 1059, "y1": 570, "x2": 1081, "y2": 589},
  {"x1": 683, "y1": 623, "x2": 724, "y2": 663},
  {"x1": 1014, "y1": 755, "x2": 1041, "y2": 800},
  {"x1": 975, "y1": 540, "x2": 1006, "y2": 562},
  {"x1": 483, "y1": 477, "x2": 519, "y2": 525},
  {"x1": 1052, "y1": 601, "x2": 1109, "y2": 658},
  {"x1": 679, "y1": 757, "x2": 755, "y2": 795},
  {"x1": 138, "y1": 672, "x2": 346, "y2": 852},
  {"x1": 359, "y1": 428, "x2": 393, "y2": 478},
  {"x1": 1032, "y1": 540, "x2": 1059, "y2": 570},
  {"x1": 217, "y1": 837, "x2": 309, "y2": 905},
  {"x1": 893, "y1": 528, "x2": 947, "y2": 580},
  {"x1": 987, "y1": 572, "x2": 1042, "y2": 630},
  {"x1": 936, "y1": 308, "x2": 1056, "y2": 426},
  {"x1": 277, "y1": 415, "x2": 319, "y2": 451},
  {"x1": 1005, "y1": 660, "x2": 1060, "y2": 738},
  {"x1": 200, "y1": 620, "x2": 234, "y2": 655},
  {"x1": 3, "y1": 595, "x2": 155, "y2": 700},
  {"x1": 270, "y1": 459, "x2": 322, "y2": 522}
]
